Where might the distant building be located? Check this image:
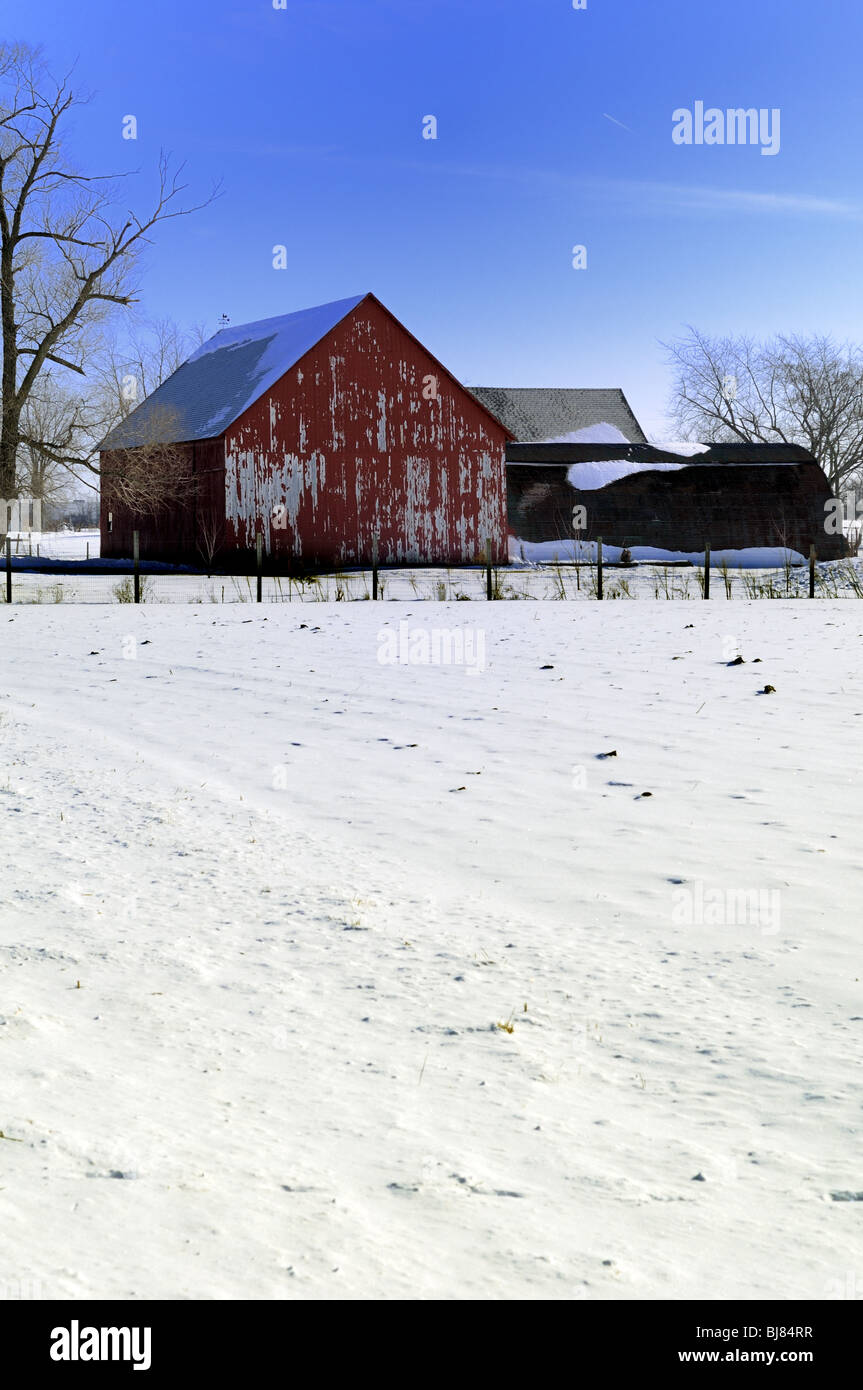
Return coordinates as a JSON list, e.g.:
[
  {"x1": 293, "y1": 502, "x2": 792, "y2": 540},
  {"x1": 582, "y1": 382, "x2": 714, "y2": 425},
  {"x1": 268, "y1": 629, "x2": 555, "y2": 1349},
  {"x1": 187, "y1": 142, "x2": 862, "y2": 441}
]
[{"x1": 100, "y1": 294, "x2": 512, "y2": 568}]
